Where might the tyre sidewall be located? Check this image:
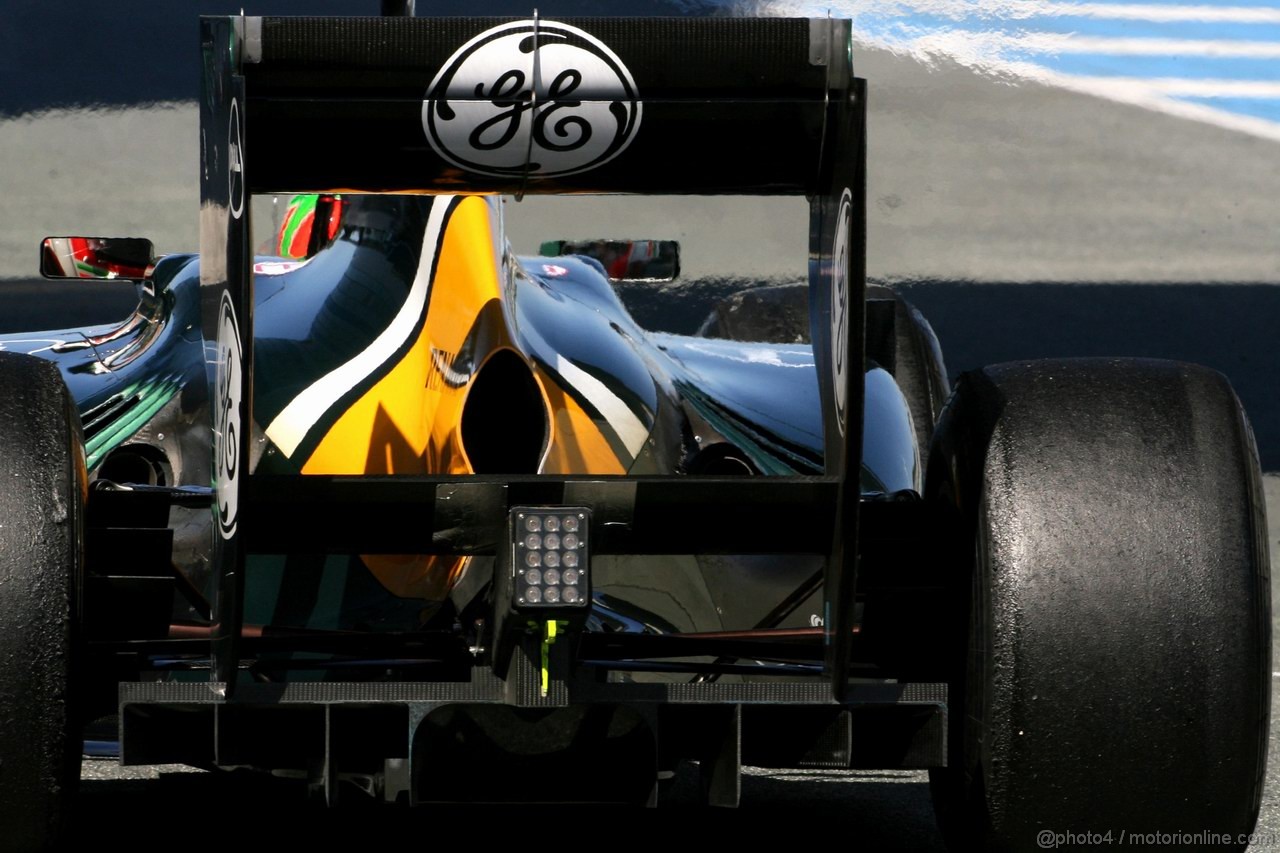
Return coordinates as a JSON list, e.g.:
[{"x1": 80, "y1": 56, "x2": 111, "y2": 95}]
[{"x1": 0, "y1": 353, "x2": 86, "y2": 849}]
